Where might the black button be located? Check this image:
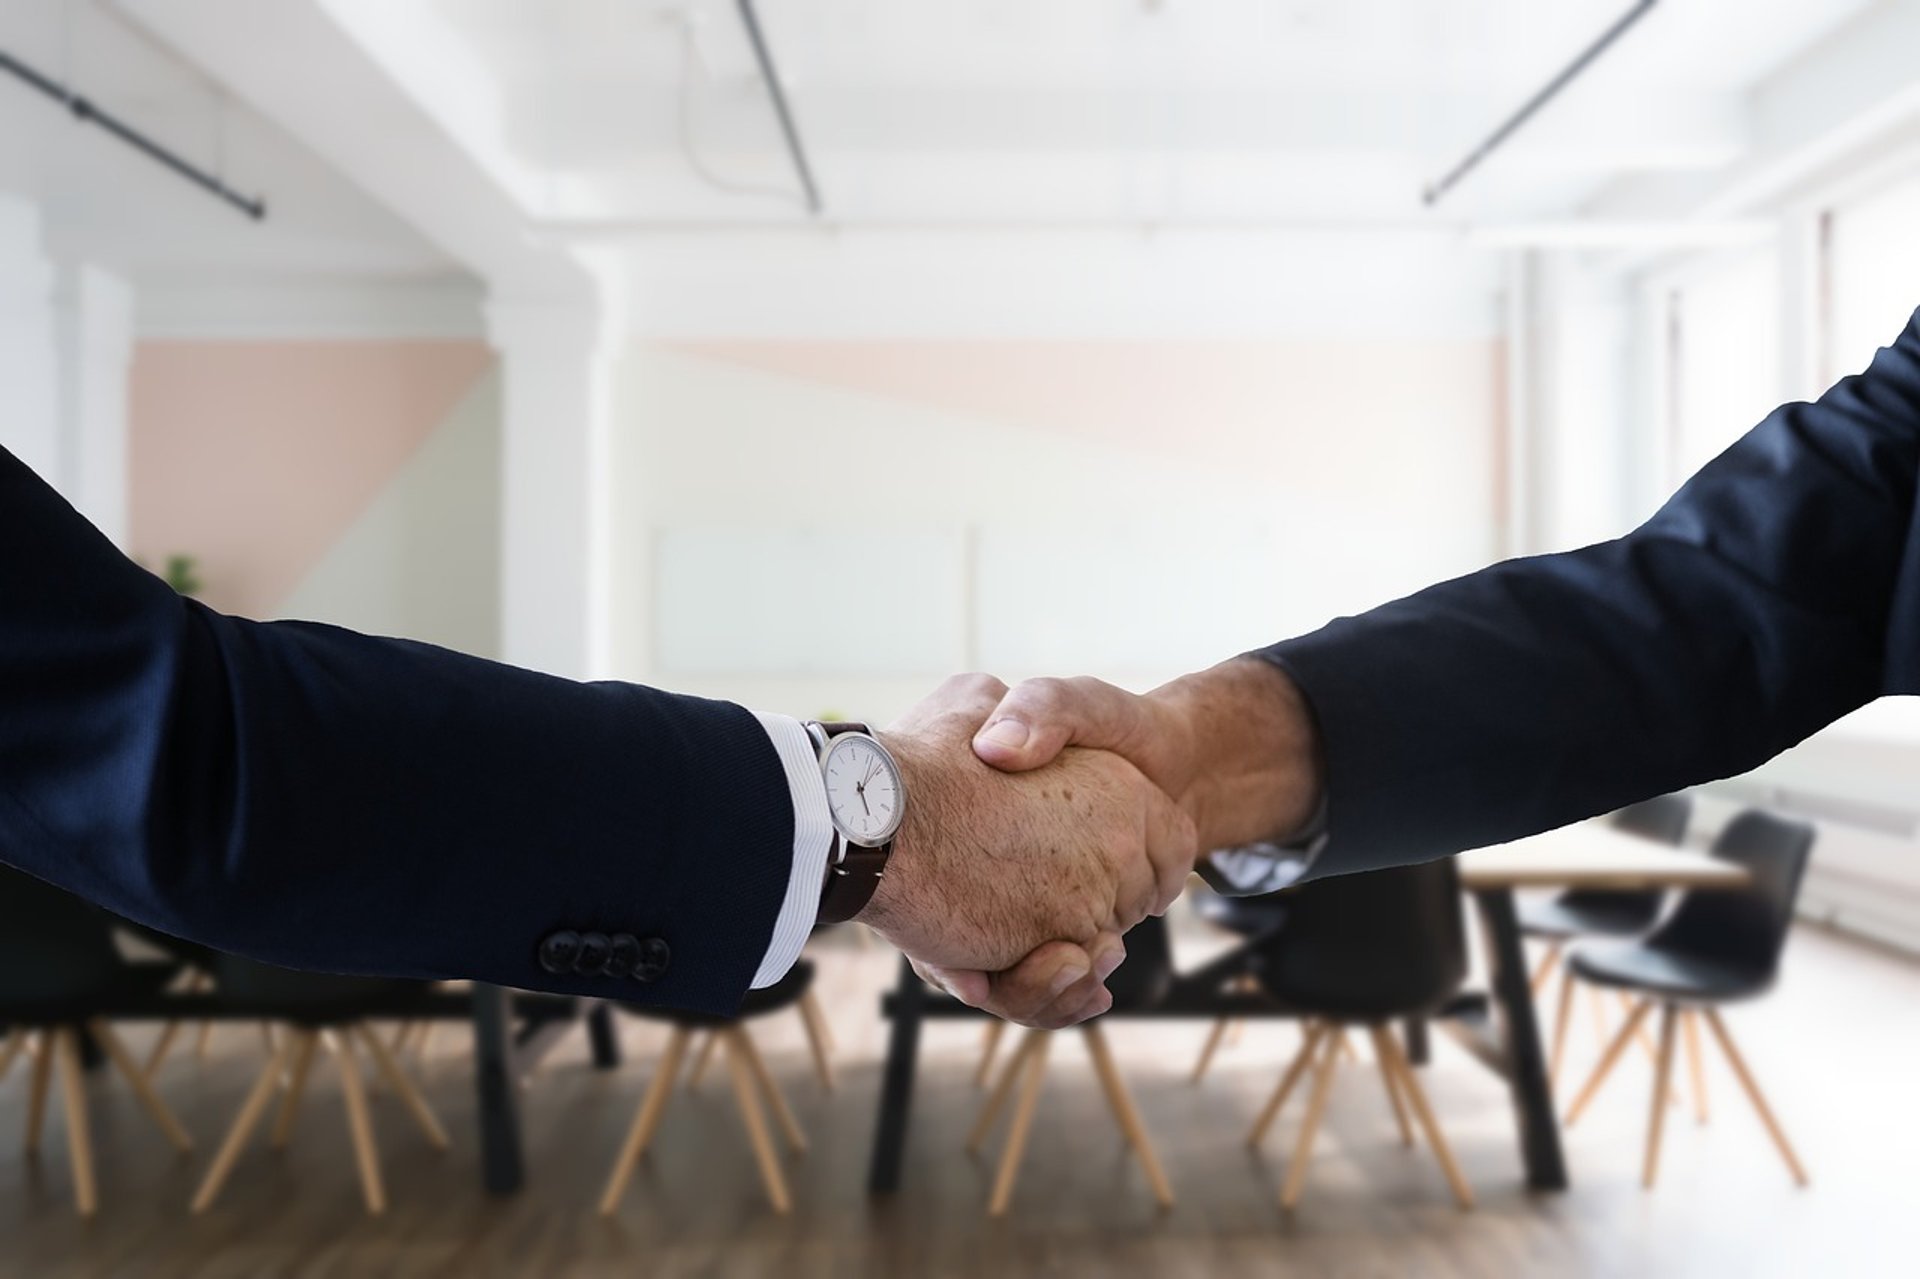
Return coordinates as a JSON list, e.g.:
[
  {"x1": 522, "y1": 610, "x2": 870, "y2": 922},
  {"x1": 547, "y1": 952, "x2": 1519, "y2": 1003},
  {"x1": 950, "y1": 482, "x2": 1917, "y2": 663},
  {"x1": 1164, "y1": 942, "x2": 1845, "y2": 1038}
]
[
  {"x1": 538, "y1": 930, "x2": 581, "y2": 975},
  {"x1": 604, "y1": 933, "x2": 641, "y2": 979},
  {"x1": 631, "y1": 936, "x2": 671, "y2": 983},
  {"x1": 574, "y1": 931, "x2": 611, "y2": 976}
]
